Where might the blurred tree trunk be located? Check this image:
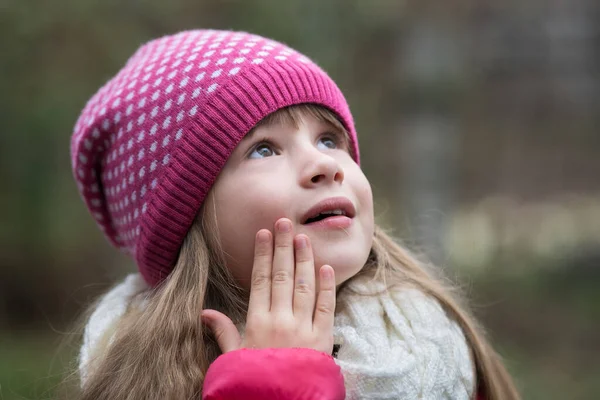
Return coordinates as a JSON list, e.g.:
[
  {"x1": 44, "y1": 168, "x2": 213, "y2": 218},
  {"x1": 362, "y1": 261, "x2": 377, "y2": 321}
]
[{"x1": 395, "y1": 17, "x2": 464, "y2": 266}]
